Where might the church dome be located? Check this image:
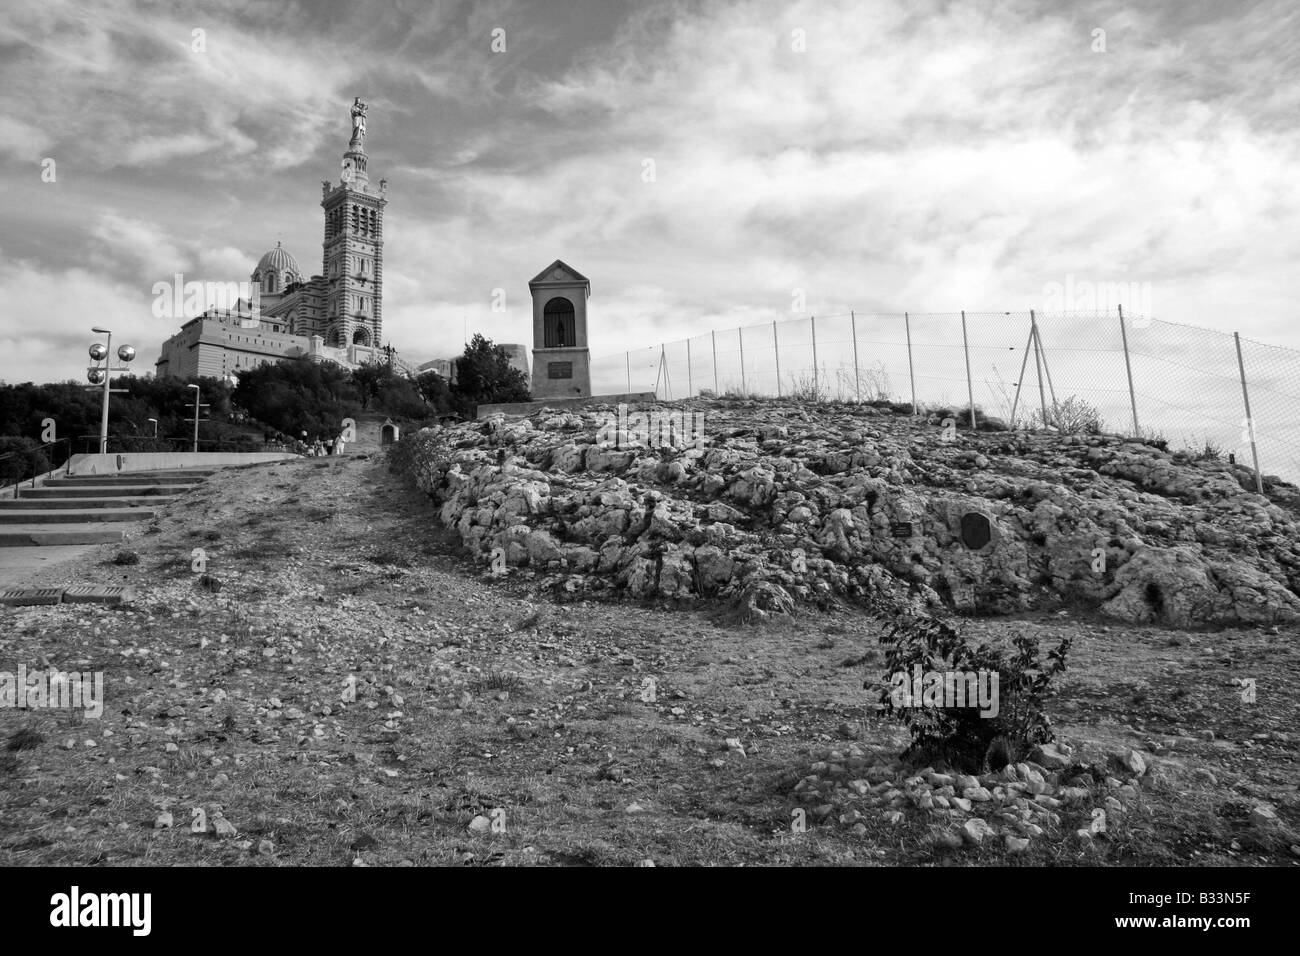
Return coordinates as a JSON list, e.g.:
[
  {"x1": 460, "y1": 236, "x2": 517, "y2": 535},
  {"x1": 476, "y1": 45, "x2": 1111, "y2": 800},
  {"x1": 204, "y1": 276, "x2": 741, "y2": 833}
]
[{"x1": 252, "y1": 242, "x2": 303, "y2": 295}]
